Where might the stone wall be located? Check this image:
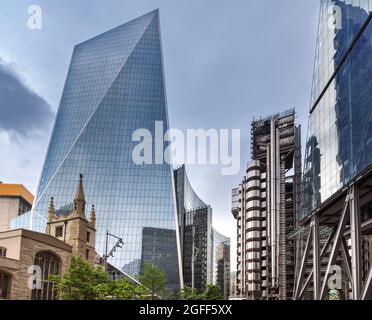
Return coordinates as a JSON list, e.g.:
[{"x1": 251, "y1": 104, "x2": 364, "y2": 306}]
[{"x1": 0, "y1": 230, "x2": 72, "y2": 300}]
